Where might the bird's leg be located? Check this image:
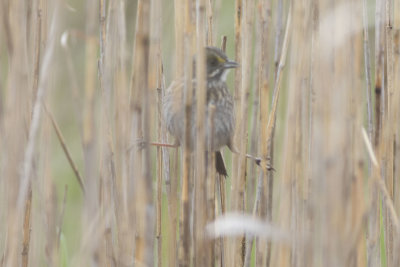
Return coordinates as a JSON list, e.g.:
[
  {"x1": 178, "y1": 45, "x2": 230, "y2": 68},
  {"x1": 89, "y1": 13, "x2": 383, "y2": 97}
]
[
  {"x1": 244, "y1": 153, "x2": 274, "y2": 171},
  {"x1": 130, "y1": 139, "x2": 179, "y2": 151},
  {"x1": 247, "y1": 154, "x2": 274, "y2": 172},
  {"x1": 228, "y1": 144, "x2": 274, "y2": 171},
  {"x1": 149, "y1": 142, "x2": 179, "y2": 148}
]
